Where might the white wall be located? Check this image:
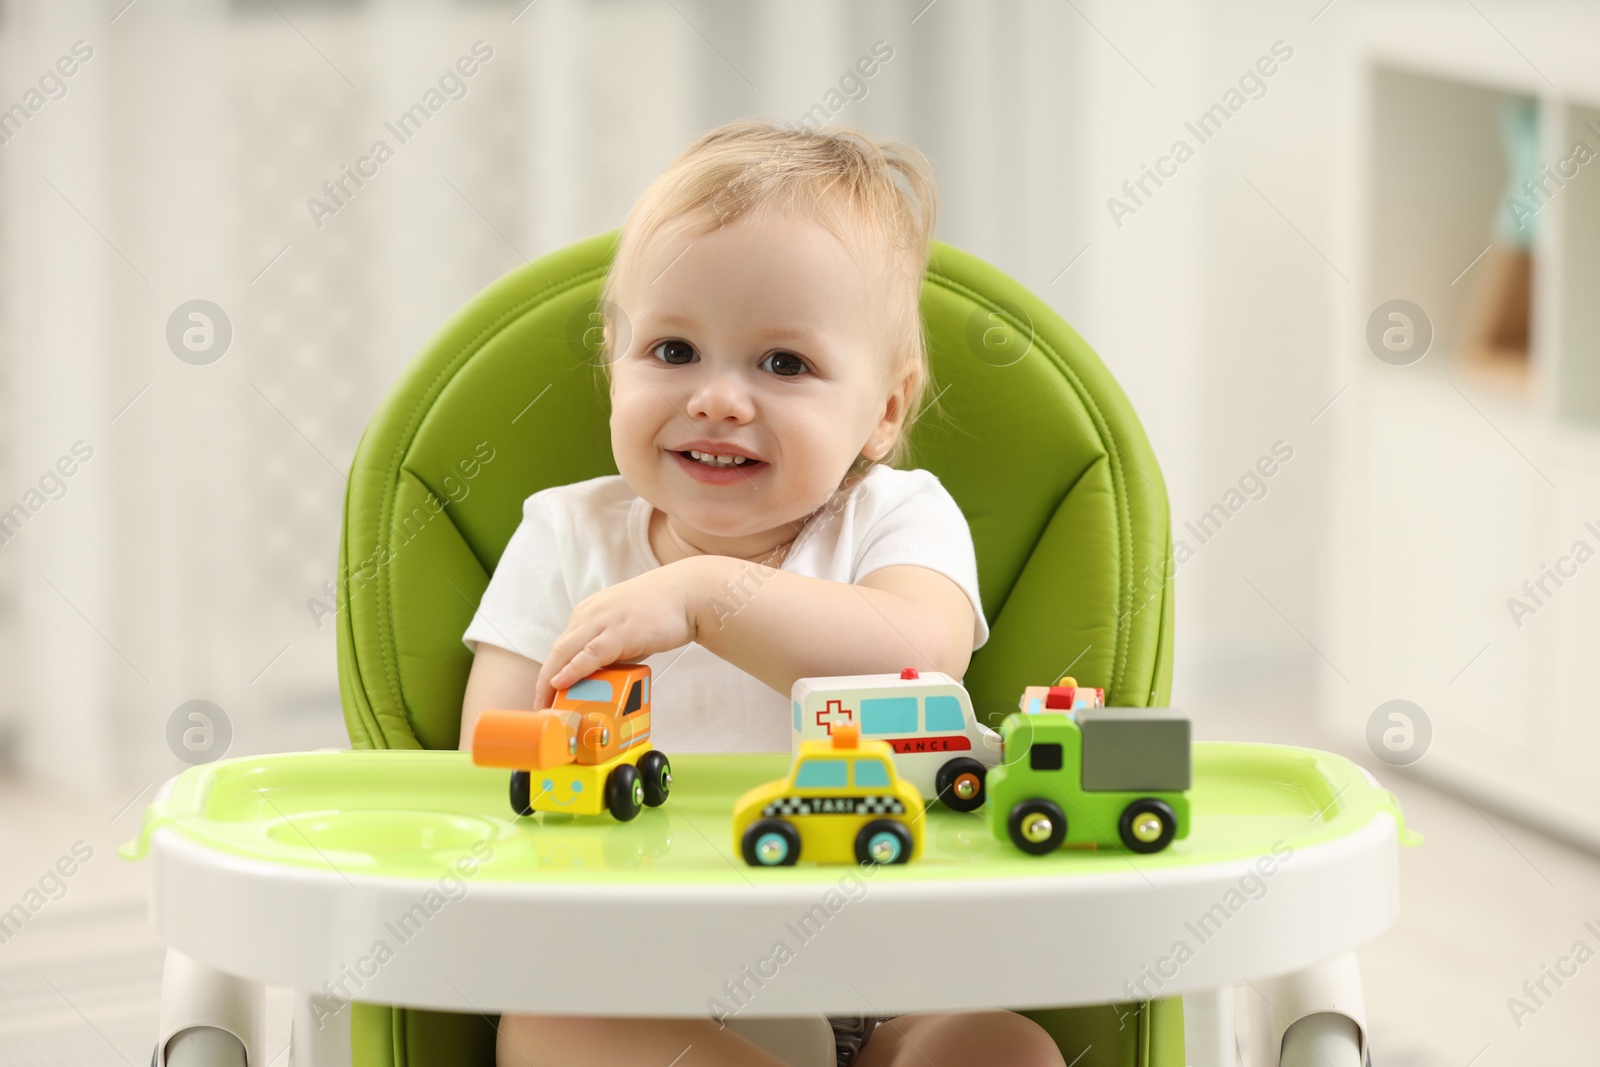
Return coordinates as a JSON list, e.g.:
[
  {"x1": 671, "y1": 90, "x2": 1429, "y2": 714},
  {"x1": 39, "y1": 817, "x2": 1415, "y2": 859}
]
[{"x1": 0, "y1": 0, "x2": 1384, "y2": 793}]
